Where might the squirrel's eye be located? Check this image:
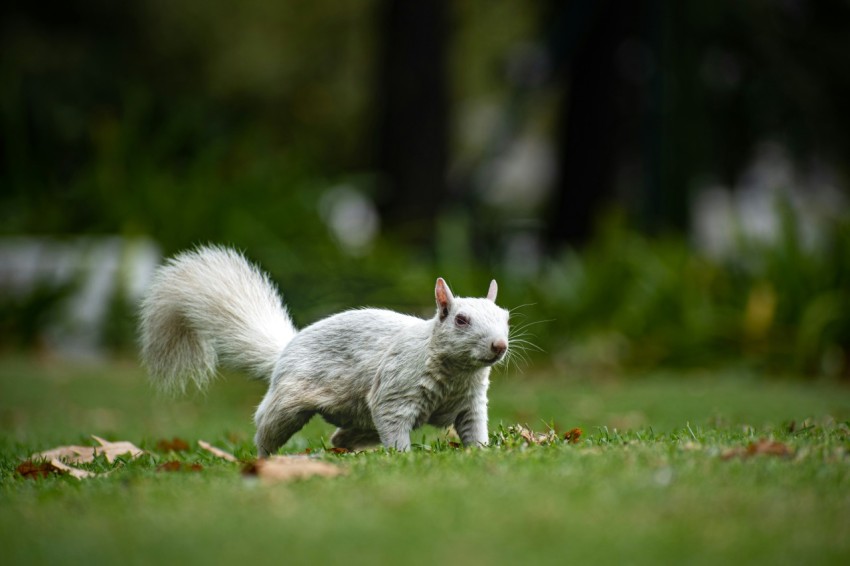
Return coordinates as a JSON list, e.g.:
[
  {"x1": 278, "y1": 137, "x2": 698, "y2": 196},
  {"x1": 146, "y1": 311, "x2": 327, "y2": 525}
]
[{"x1": 455, "y1": 314, "x2": 470, "y2": 327}]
